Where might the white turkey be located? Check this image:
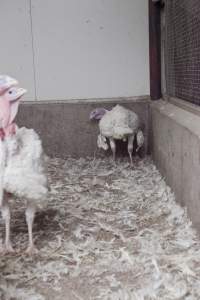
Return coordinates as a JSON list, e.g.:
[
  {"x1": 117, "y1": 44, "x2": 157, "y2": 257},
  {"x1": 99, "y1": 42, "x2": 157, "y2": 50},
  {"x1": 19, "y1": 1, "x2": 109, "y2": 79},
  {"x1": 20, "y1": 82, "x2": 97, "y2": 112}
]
[
  {"x1": 90, "y1": 105, "x2": 144, "y2": 165},
  {"x1": 0, "y1": 75, "x2": 48, "y2": 254}
]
